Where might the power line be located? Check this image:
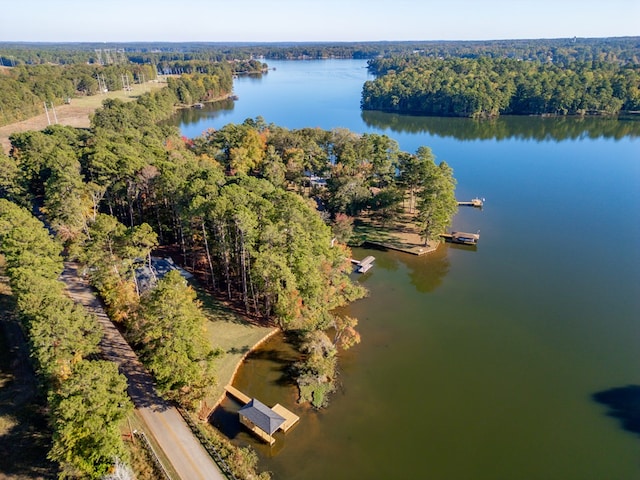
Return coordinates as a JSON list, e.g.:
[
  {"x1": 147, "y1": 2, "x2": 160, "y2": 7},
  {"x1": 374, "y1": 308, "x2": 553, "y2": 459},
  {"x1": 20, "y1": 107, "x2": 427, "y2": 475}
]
[
  {"x1": 43, "y1": 101, "x2": 58, "y2": 125},
  {"x1": 96, "y1": 73, "x2": 108, "y2": 93},
  {"x1": 43, "y1": 102, "x2": 51, "y2": 125},
  {"x1": 121, "y1": 73, "x2": 131, "y2": 92}
]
